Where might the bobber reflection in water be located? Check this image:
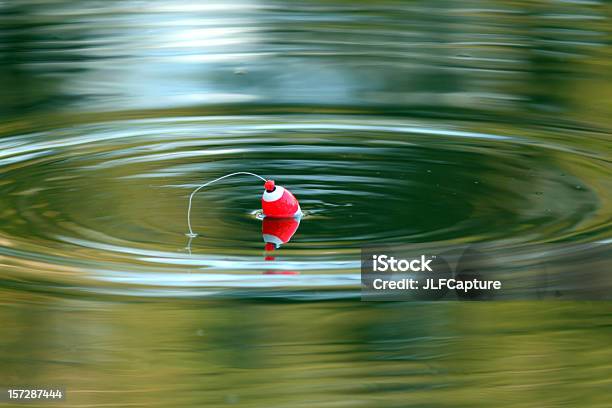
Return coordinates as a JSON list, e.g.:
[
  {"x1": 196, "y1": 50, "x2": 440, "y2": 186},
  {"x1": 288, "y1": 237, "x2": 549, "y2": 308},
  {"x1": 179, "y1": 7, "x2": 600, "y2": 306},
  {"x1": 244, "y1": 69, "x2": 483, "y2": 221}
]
[{"x1": 262, "y1": 217, "x2": 301, "y2": 274}]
